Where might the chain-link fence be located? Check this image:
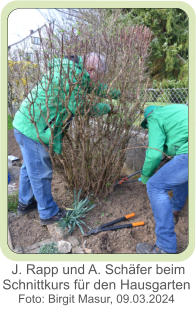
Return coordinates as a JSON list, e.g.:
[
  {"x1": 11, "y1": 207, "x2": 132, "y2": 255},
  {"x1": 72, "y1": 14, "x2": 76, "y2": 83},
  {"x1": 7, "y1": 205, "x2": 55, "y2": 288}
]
[
  {"x1": 142, "y1": 88, "x2": 188, "y2": 104},
  {"x1": 8, "y1": 87, "x2": 189, "y2": 117}
]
